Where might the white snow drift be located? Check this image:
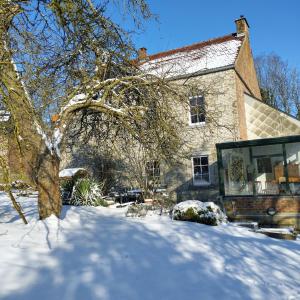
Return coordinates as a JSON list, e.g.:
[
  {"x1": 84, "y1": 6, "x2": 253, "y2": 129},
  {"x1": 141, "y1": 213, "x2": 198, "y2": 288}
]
[{"x1": 0, "y1": 193, "x2": 300, "y2": 300}]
